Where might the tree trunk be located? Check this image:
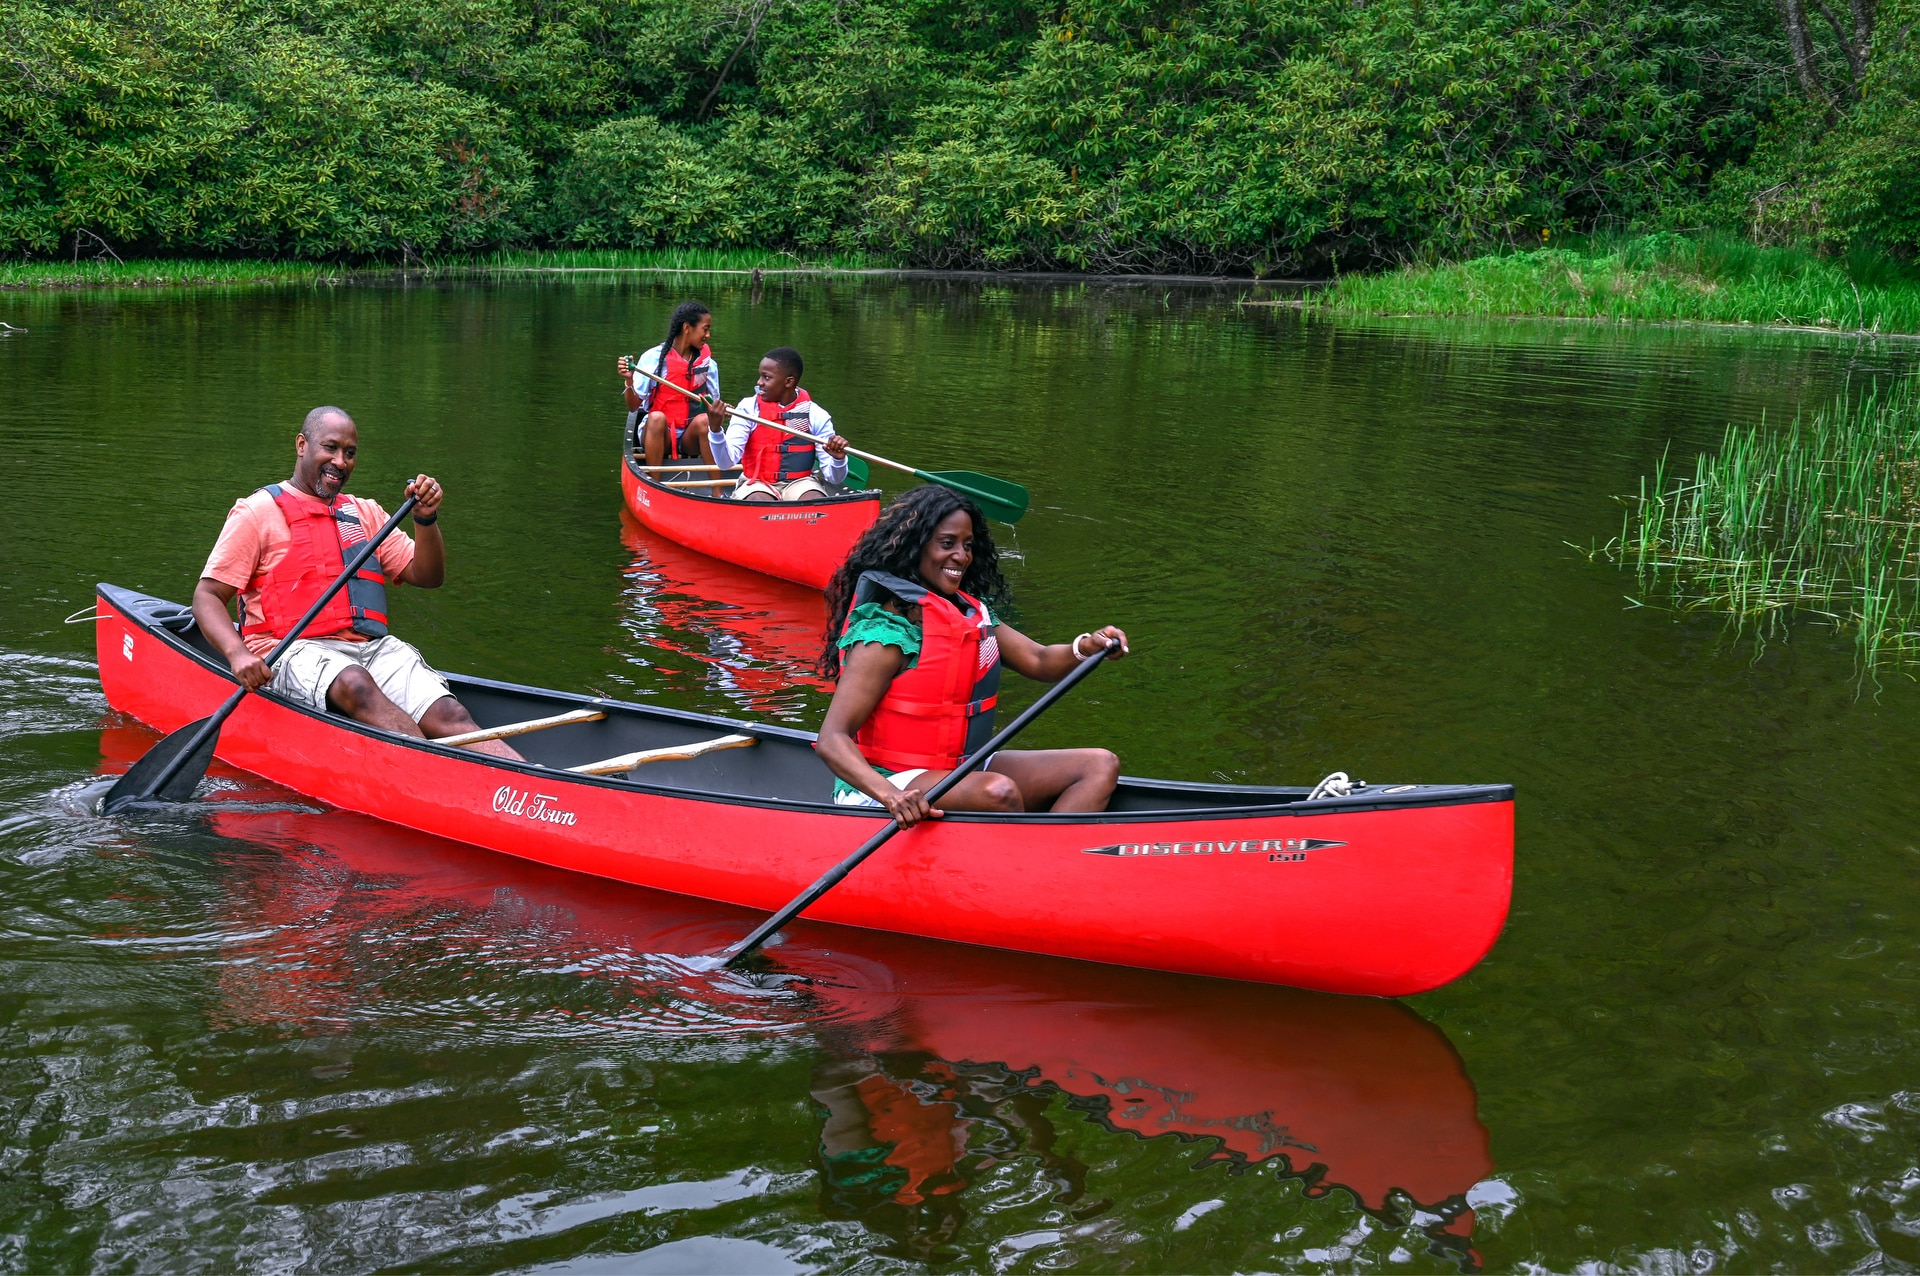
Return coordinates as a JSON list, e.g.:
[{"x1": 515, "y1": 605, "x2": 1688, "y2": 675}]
[{"x1": 1780, "y1": 0, "x2": 1831, "y2": 105}]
